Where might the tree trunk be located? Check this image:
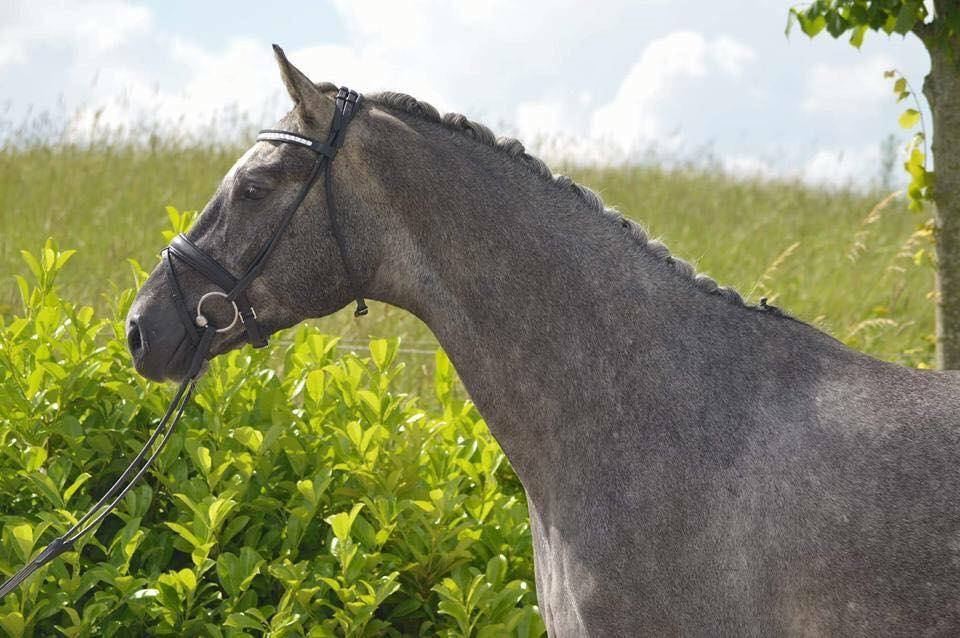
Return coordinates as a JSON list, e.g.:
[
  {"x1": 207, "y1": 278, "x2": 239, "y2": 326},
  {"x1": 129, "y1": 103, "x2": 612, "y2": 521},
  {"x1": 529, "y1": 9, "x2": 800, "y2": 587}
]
[{"x1": 924, "y1": 41, "x2": 960, "y2": 369}]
